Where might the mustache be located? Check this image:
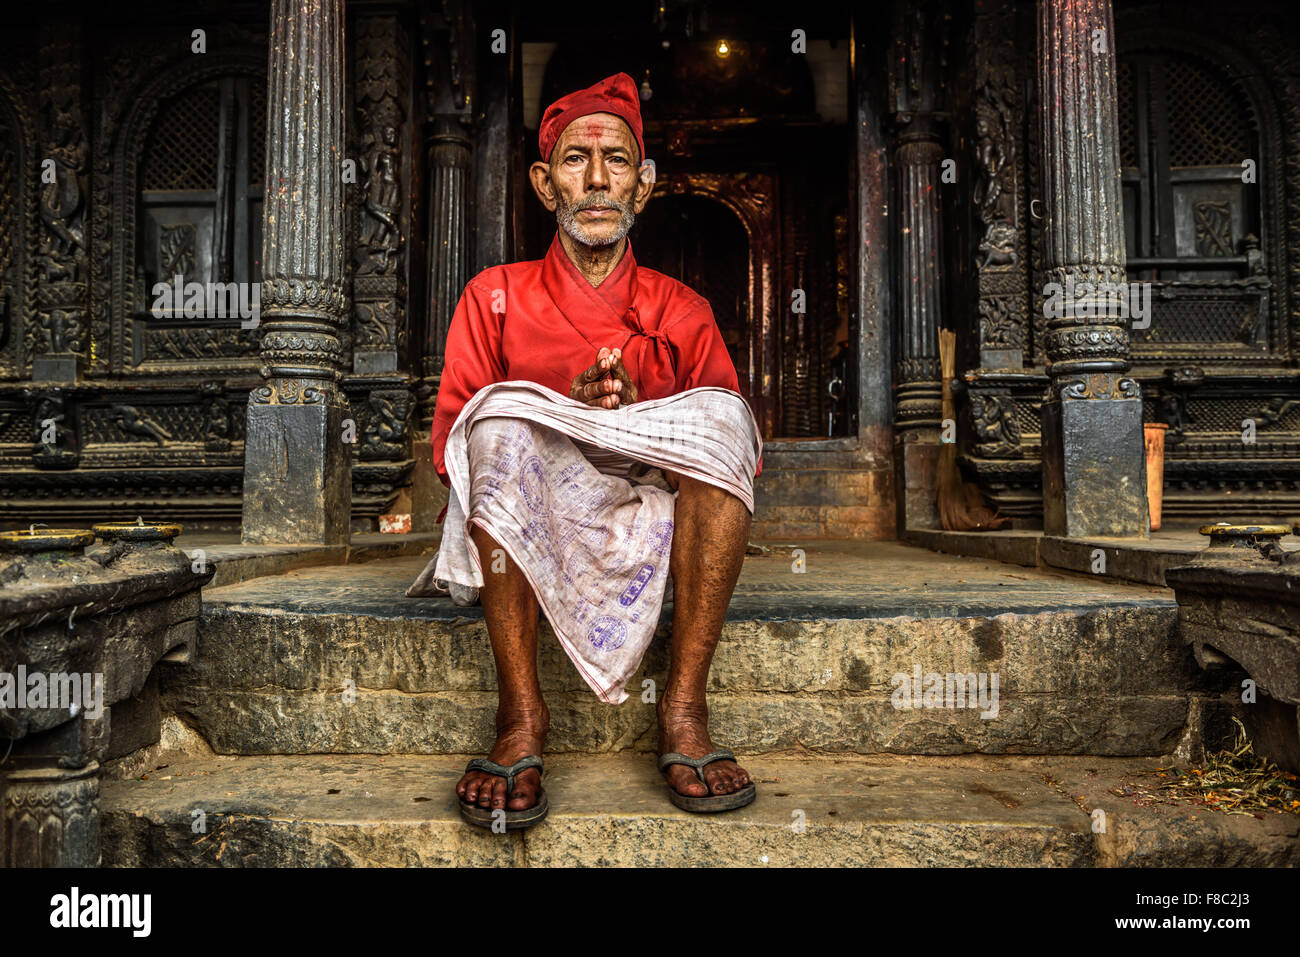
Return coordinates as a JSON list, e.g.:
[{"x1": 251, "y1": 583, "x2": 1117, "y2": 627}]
[{"x1": 569, "y1": 192, "x2": 629, "y2": 212}]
